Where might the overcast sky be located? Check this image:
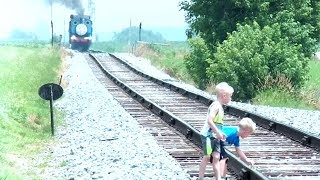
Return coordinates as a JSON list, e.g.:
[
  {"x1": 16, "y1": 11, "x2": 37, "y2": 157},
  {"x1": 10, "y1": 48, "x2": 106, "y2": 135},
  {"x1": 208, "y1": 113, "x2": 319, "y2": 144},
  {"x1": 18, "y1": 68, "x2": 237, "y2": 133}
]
[{"x1": 0, "y1": 0, "x2": 188, "y2": 40}]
